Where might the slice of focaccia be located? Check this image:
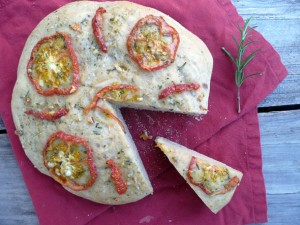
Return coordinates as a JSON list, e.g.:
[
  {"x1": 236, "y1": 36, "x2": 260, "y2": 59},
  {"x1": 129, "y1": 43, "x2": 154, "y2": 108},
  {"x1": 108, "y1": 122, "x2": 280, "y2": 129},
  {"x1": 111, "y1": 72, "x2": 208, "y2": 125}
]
[{"x1": 155, "y1": 137, "x2": 243, "y2": 213}]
